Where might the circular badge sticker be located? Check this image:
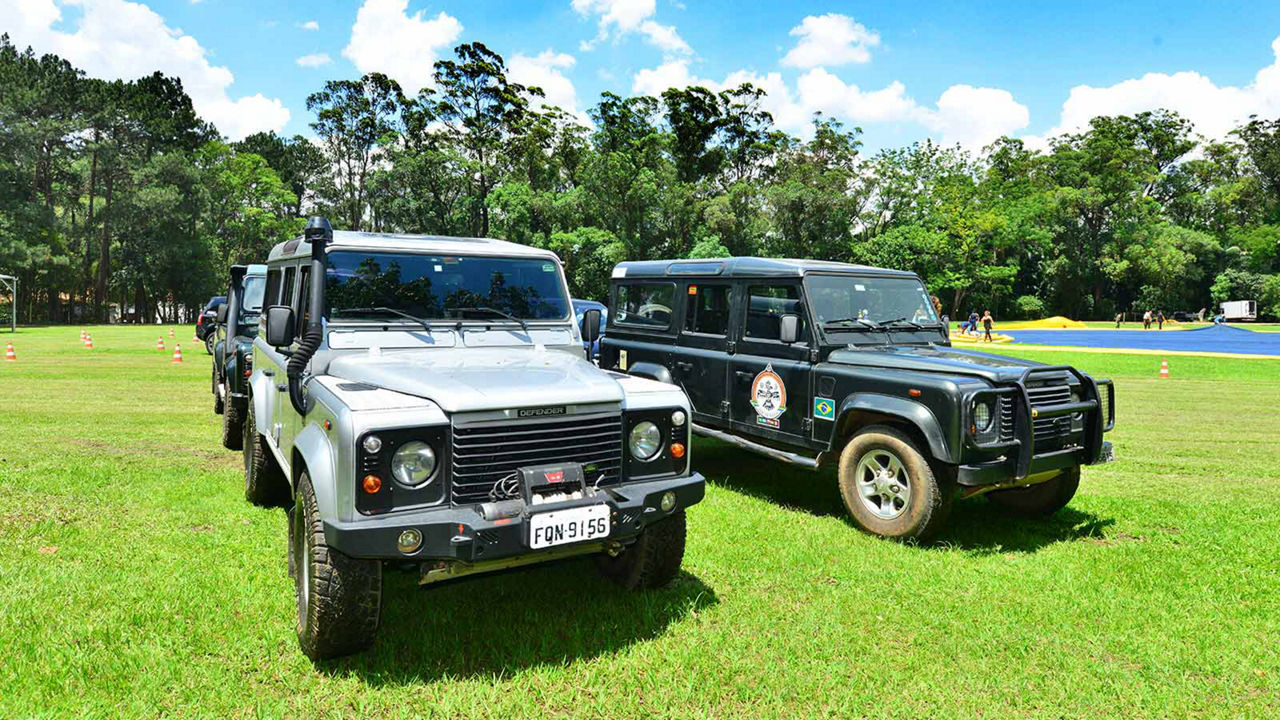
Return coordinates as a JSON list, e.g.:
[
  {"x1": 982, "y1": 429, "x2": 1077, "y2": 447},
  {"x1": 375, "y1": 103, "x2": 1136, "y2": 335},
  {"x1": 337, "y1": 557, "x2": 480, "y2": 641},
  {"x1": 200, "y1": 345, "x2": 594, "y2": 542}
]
[{"x1": 750, "y1": 364, "x2": 787, "y2": 427}]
